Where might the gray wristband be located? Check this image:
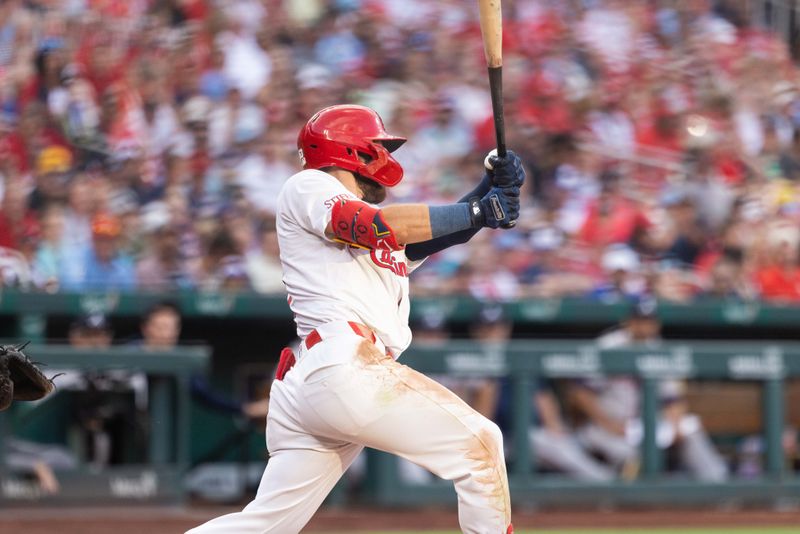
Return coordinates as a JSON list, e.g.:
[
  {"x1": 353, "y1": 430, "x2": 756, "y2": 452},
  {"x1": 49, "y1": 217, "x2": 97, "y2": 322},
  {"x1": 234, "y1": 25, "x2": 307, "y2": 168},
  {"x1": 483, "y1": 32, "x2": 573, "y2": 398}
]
[{"x1": 428, "y1": 203, "x2": 474, "y2": 238}]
